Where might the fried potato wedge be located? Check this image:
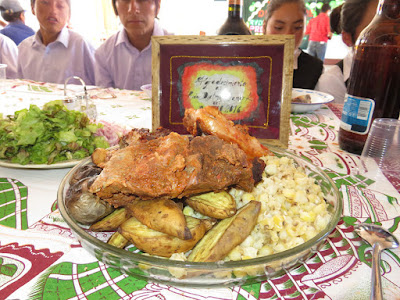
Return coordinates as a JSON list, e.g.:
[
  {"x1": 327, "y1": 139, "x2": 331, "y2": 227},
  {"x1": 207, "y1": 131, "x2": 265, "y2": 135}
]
[
  {"x1": 119, "y1": 216, "x2": 207, "y2": 257},
  {"x1": 107, "y1": 231, "x2": 130, "y2": 249},
  {"x1": 188, "y1": 200, "x2": 261, "y2": 262},
  {"x1": 186, "y1": 191, "x2": 237, "y2": 219},
  {"x1": 126, "y1": 198, "x2": 191, "y2": 240},
  {"x1": 89, "y1": 207, "x2": 128, "y2": 232}
]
